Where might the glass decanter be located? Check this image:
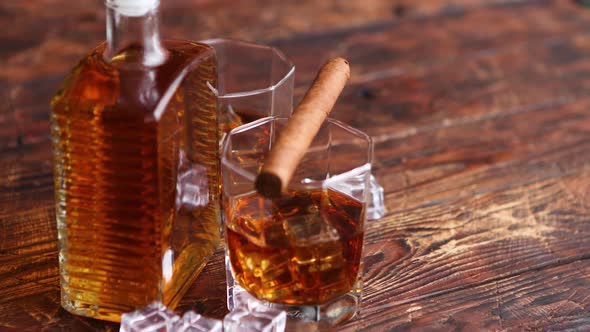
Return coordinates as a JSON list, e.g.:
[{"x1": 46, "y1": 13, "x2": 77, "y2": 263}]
[{"x1": 50, "y1": 0, "x2": 219, "y2": 322}]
